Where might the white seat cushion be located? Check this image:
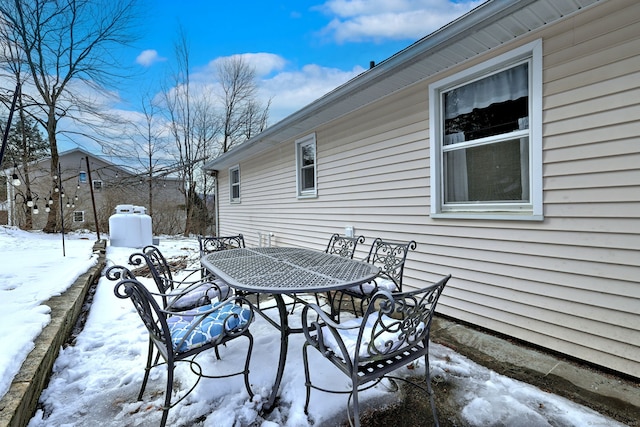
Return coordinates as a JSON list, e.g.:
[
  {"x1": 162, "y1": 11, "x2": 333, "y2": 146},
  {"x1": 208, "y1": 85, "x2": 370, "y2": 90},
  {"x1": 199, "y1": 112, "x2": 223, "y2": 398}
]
[
  {"x1": 347, "y1": 278, "x2": 397, "y2": 295},
  {"x1": 167, "y1": 280, "x2": 231, "y2": 311}
]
